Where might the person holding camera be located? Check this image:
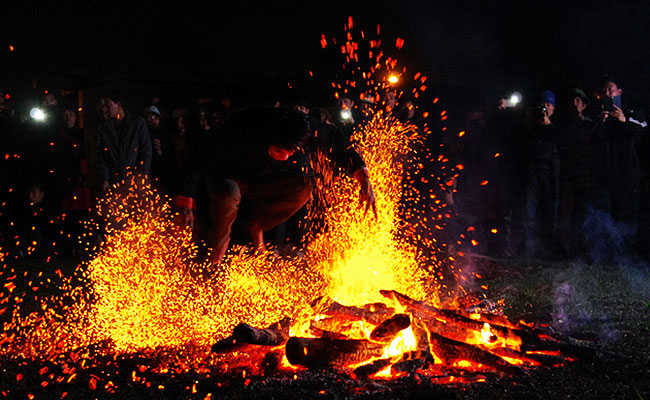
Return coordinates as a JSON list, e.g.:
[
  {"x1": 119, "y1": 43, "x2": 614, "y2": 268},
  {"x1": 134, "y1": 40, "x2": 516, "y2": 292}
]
[
  {"x1": 521, "y1": 90, "x2": 560, "y2": 257},
  {"x1": 592, "y1": 79, "x2": 647, "y2": 253}
]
